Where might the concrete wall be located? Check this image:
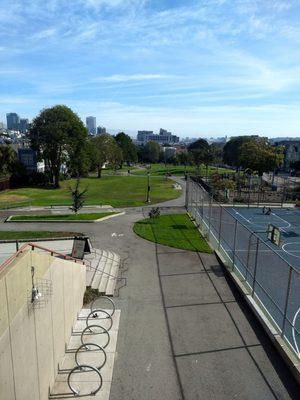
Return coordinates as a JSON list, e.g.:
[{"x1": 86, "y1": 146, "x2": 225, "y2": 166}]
[{"x1": 0, "y1": 249, "x2": 86, "y2": 400}]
